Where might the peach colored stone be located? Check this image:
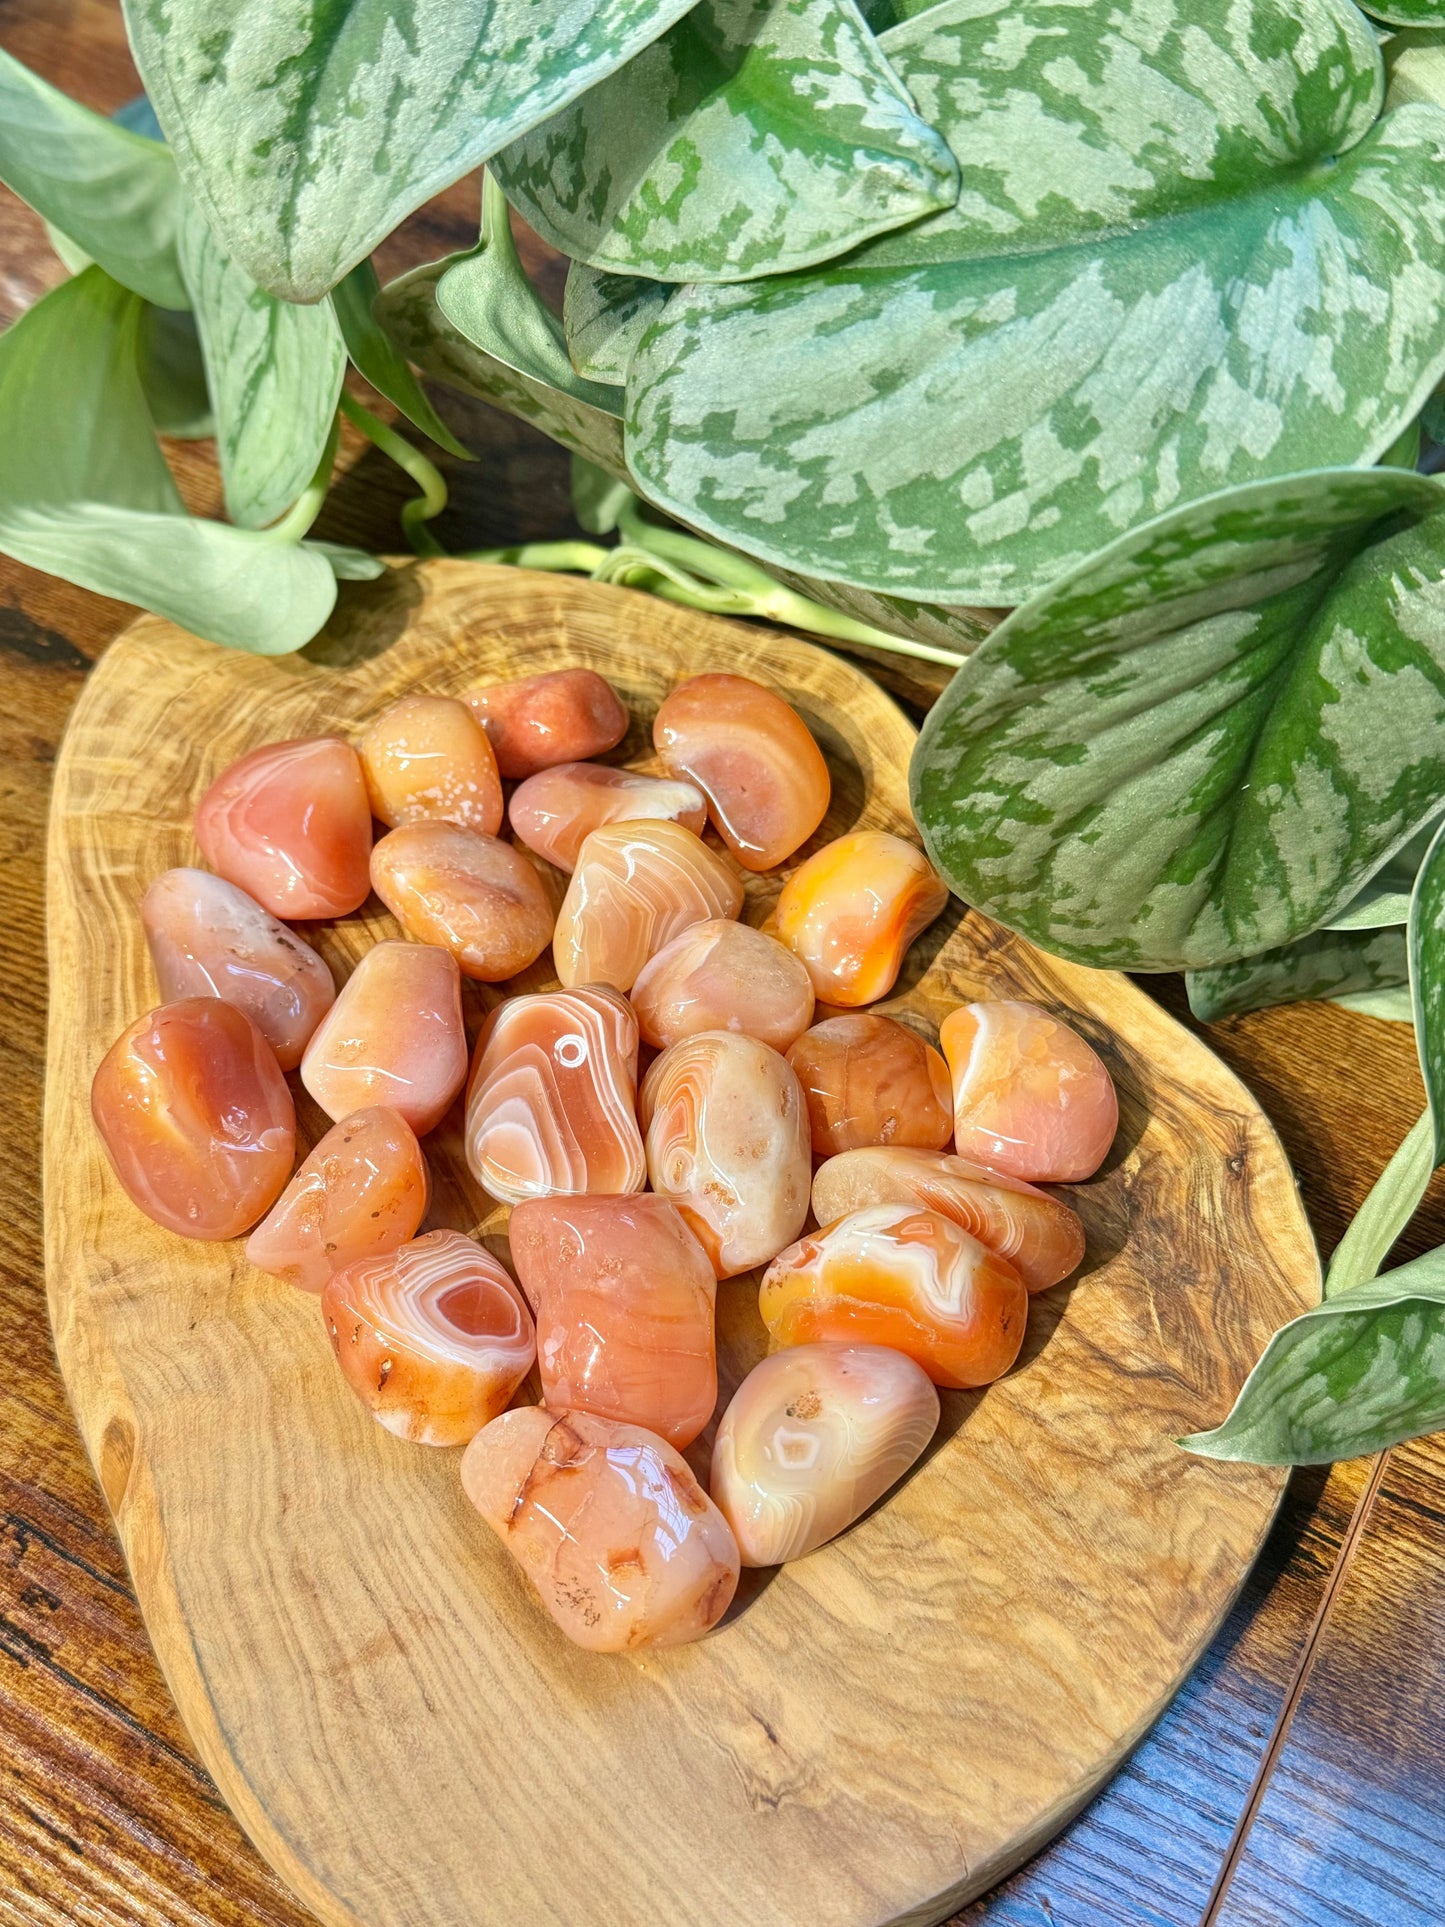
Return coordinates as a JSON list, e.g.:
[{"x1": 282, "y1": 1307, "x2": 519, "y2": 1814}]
[
  {"x1": 465, "y1": 985, "x2": 645, "y2": 1204},
  {"x1": 91, "y1": 997, "x2": 295, "y2": 1240},
  {"x1": 194, "y1": 736, "x2": 372, "y2": 919},
  {"x1": 786, "y1": 1014, "x2": 953, "y2": 1158},
  {"x1": 301, "y1": 941, "x2": 466, "y2": 1136},
  {"x1": 759, "y1": 1203, "x2": 1027, "y2": 1389},
  {"x1": 508, "y1": 762, "x2": 706, "y2": 871},
  {"x1": 322, "y1": 1229, "x2": 535, "y2": 1447},
  {"x1": 246, "y1": 1107, "x2": 430, "y2": 1291},
  {"x1": 358, "y1": 693, "x2": 503, "y2": 834},
  {"x1": 811, "y1": 1147, "x2": 1084, "y2": 1293},
  {"x1": 462, "y1": 1406, "x2": 739, "y2": 1651},
  {"x1": 370, "y1": 821, "x2": 554, "y2": 981},
  {"x1": 141, "y1": 867, "x2": 335, "y2": 1072},
  {"x1": 653, "y1": 672, "x2": 830, "y2": 871},
  {"x1": 553, "y1": 818, "x2": 743, "y2": 992},
  {"x1": 711, "y1": 1344, "x2": 939, "y2": 1567},
  {"x1": 770, "y1": 831, "x2": 948, "y2": 1006},
  {"x1": 629, "y1": 918, "x2": 814, "y2": 1053},
  {"x1": 508, "y1": 1194, "x2": 717, "y2": 1448},
  {"x1": 640, "y1": 1032, "x2": 810, "y2": 1279},
  {"x1": 463, "y1": 668, "x2": 628, "y2": 778},
  {"x1": 940, "y1": 1000, "x2": 1118, "y2": 1183}
]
